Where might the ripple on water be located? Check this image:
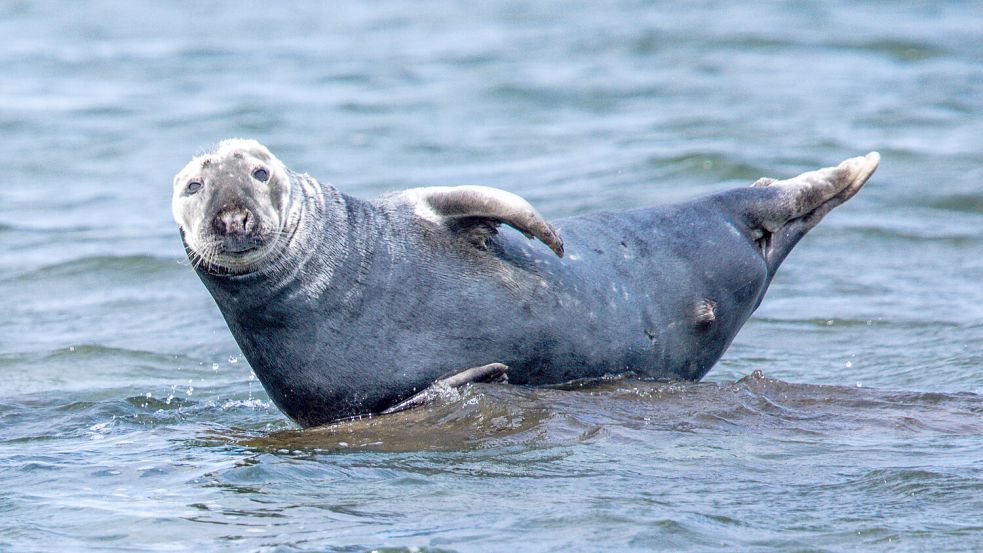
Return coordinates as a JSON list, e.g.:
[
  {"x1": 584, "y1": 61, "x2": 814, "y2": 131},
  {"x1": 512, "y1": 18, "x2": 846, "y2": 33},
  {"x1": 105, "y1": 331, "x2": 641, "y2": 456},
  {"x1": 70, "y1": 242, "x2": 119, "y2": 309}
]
[
  {"x1": 644, "y1": 151, "x2": 768, "y2": 183},
  {"x1": 927, "y1": 193, "x2": 983, "y2": 214},
  {"x1": 0, "y1": 345, "x2": 216, "y2": 397},
  {"x1": 831, "y1": 38, "x2": 947, "y2": 63},
  {"x1": 9, "y1": 254, "x2": 182, "y2": 282}
]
